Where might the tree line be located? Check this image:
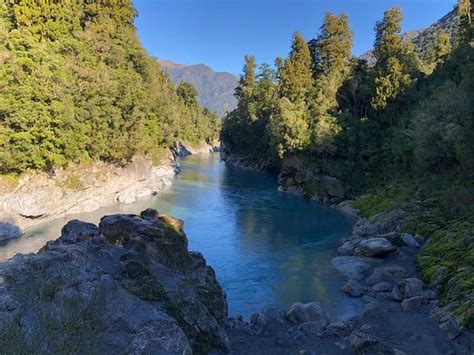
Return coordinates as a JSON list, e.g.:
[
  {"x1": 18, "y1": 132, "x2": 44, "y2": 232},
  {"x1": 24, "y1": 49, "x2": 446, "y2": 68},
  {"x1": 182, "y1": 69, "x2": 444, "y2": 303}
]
[
  {"x1": 222, "y1": 1, "x2": 473, "y2": 192},
  {"x1": 0, "y1": 0, "x2": 220, "y2": 174}
]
